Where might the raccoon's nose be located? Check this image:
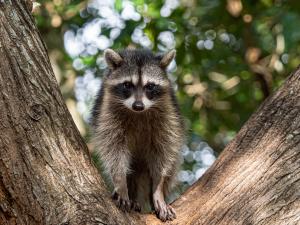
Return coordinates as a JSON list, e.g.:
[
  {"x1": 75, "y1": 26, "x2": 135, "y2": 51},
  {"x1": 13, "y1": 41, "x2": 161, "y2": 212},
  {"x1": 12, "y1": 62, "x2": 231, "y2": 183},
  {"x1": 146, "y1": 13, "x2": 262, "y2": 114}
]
[{"x1": 132, "y1": 101, "x2": 145, "y2": 111}]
